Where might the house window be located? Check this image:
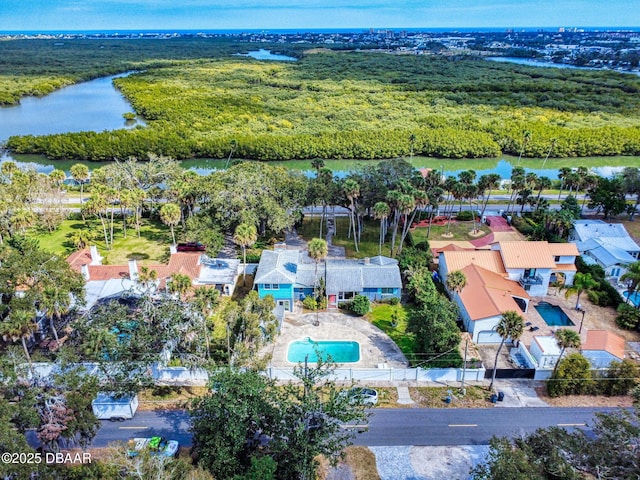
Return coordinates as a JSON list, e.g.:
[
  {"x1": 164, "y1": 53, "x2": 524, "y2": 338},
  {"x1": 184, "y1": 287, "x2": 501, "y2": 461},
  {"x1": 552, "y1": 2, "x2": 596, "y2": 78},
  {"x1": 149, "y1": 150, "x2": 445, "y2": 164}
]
[
  {"x1": 523, "y1": 268, "x2": 536, "y2": 278},
  {"x1": 263, "y1": 284, "x2": 279, "y2": 290},
  {"x1": 381, "y1": 288, "x2": 395, "y2": 295},
  {"x1": 524, "y1": 285, "x2": 531, "y2": 291},
  {"x1": 554, "y1": 256, "x2": 561, "y2": 262},
  {"x1": 338, "y1": 291, "x2": 356, "y2": 301}
]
